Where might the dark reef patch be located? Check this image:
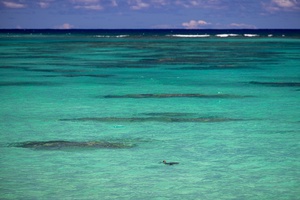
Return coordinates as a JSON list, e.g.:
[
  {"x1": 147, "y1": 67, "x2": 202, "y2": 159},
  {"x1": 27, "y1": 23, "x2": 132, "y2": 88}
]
[
  {"x1": 103, "y1": 93, "x2": 253, "y2": 99},
  {"x1": 0, "y1": 66, "x2": 30, "y2": 70},
  {"x1": 140, "y1": 112, "x2": 197, "y2": 117},
  {"x1": 168, "y1": 65, "x2": 259, "y2": 70},
  {"x1": 11, "y1": 140, "x2": 136, "y2": 150},
  {"x1": 25, "y1": 68, "x2": 81, "y2": 73},
  {"x1": 42, "y1": 74, "x2": 114, "y2": 78},
  {"x1": 0, "y1": 81, "x2": 60, "y2": 87},
  {"x1": 249, "y1": 81, "x2": 300, "y2": 87},
  {"x1": 0, "y1": 66, "x2": 82, "y2": 74},
  {"x1": 60, "y1": 117, "x2": 242, "y2": 123}
]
